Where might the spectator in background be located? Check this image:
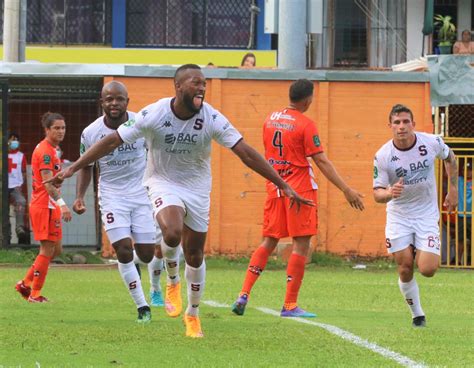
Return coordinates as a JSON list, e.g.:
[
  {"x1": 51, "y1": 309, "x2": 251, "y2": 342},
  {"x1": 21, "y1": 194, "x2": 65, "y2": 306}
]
[
  {"x1": 8, "y1": 132, "x2": 28, "y2": 241},
  {"x1": 241, "y1": 52, "x2": 256, "y2": 68},
  {"x1": 457, "y1": 161, "x2": 472, "y2": 264},
  {"x1": 205, "y1": 62, "x2": 217, "y2": 68},
  {"x1": 453, "y1": 30, "x2": 474, "y2": 54}
]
